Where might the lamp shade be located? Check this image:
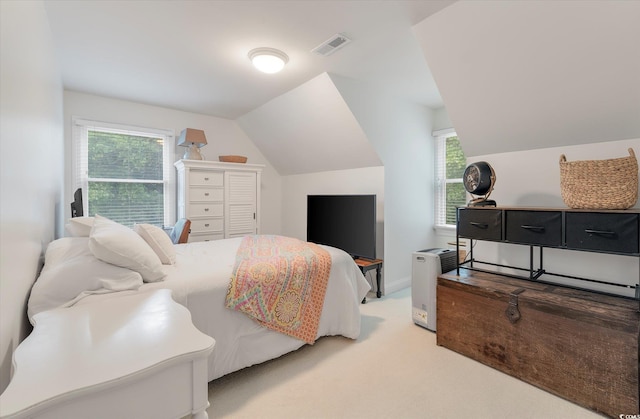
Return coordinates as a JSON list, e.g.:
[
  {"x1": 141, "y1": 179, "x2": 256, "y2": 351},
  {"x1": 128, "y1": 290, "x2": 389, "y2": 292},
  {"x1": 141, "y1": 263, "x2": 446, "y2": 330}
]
[{"x1": 177, "y1": 128, "x2": 207, "y2": 148}]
